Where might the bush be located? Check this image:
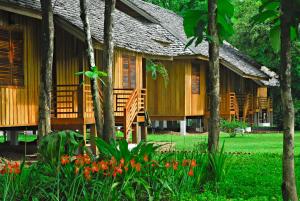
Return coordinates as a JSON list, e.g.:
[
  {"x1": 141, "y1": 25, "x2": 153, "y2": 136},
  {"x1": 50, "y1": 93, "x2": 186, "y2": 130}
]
[
  {"x1": 220, "y1": 119, "x2": 248, "y2": 137},
  {"x1": 1, "y1": 133, "x2": 230, "y2": 200}
]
